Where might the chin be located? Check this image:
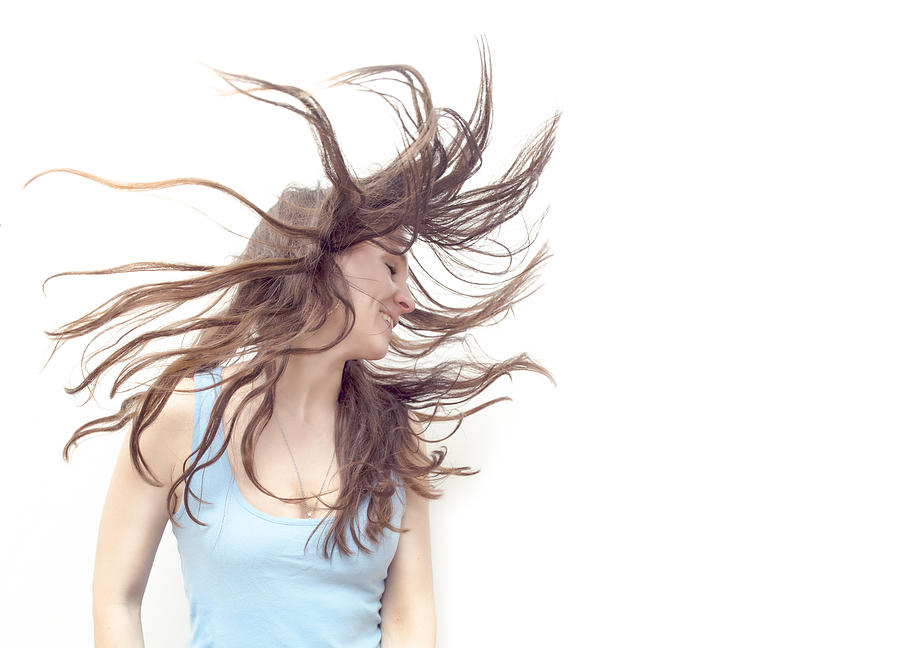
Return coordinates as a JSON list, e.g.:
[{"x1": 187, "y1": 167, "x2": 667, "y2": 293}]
[
  {"x1": 353, "y1": 340, "x2": 391, "y2": 362},
  {"x1": 371, "y1": 343, "x2": 391, "y2": 361}
]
